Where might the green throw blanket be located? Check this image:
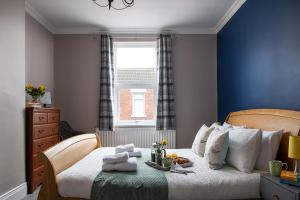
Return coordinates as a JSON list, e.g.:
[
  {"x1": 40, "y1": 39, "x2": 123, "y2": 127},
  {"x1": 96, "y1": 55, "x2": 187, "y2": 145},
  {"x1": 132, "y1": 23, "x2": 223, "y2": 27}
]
[{"x1": 90, "y1": 150, "x2": 168, "y2": 200}]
